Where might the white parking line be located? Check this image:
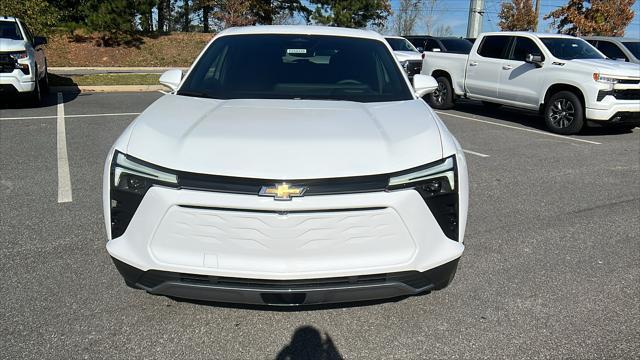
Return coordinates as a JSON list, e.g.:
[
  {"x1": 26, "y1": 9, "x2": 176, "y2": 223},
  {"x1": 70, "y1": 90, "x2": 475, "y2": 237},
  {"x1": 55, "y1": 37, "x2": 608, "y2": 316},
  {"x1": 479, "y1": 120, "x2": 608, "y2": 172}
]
[
  {"x1": 436, "y1": 111, "x2": 602, "y2": 145},
  {"x1": 463, "y1": 149, "x2": 490, "y2": 158},
  {"x1": 56, "y1": 93, "x2": 73, "y2": 203},
  {"x1": 0, "y1": 112, "x2": 141, "y2": 121}
]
